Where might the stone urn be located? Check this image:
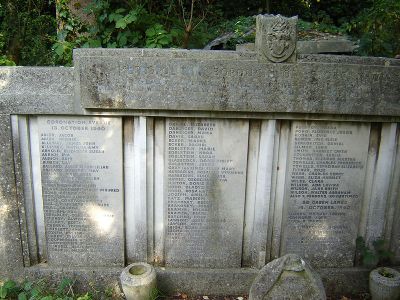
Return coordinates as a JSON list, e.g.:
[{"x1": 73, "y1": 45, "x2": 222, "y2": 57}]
[
  {"x1": 369, "y1": 267, "x2": 400, "y2": 300},
  {"x1": 120, "y1": 262, "x2": 157, "y2": 300}
]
